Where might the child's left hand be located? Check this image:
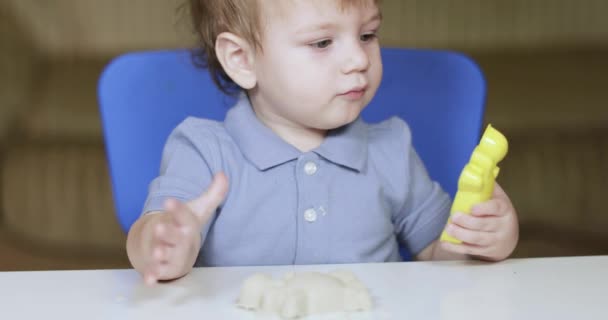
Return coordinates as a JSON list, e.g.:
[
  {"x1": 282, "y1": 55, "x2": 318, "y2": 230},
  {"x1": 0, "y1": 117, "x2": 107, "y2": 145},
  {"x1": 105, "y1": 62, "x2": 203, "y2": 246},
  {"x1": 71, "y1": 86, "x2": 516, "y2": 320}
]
[{"x1": 441, "y1": 183, "x2": 519, "y2": 261}]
